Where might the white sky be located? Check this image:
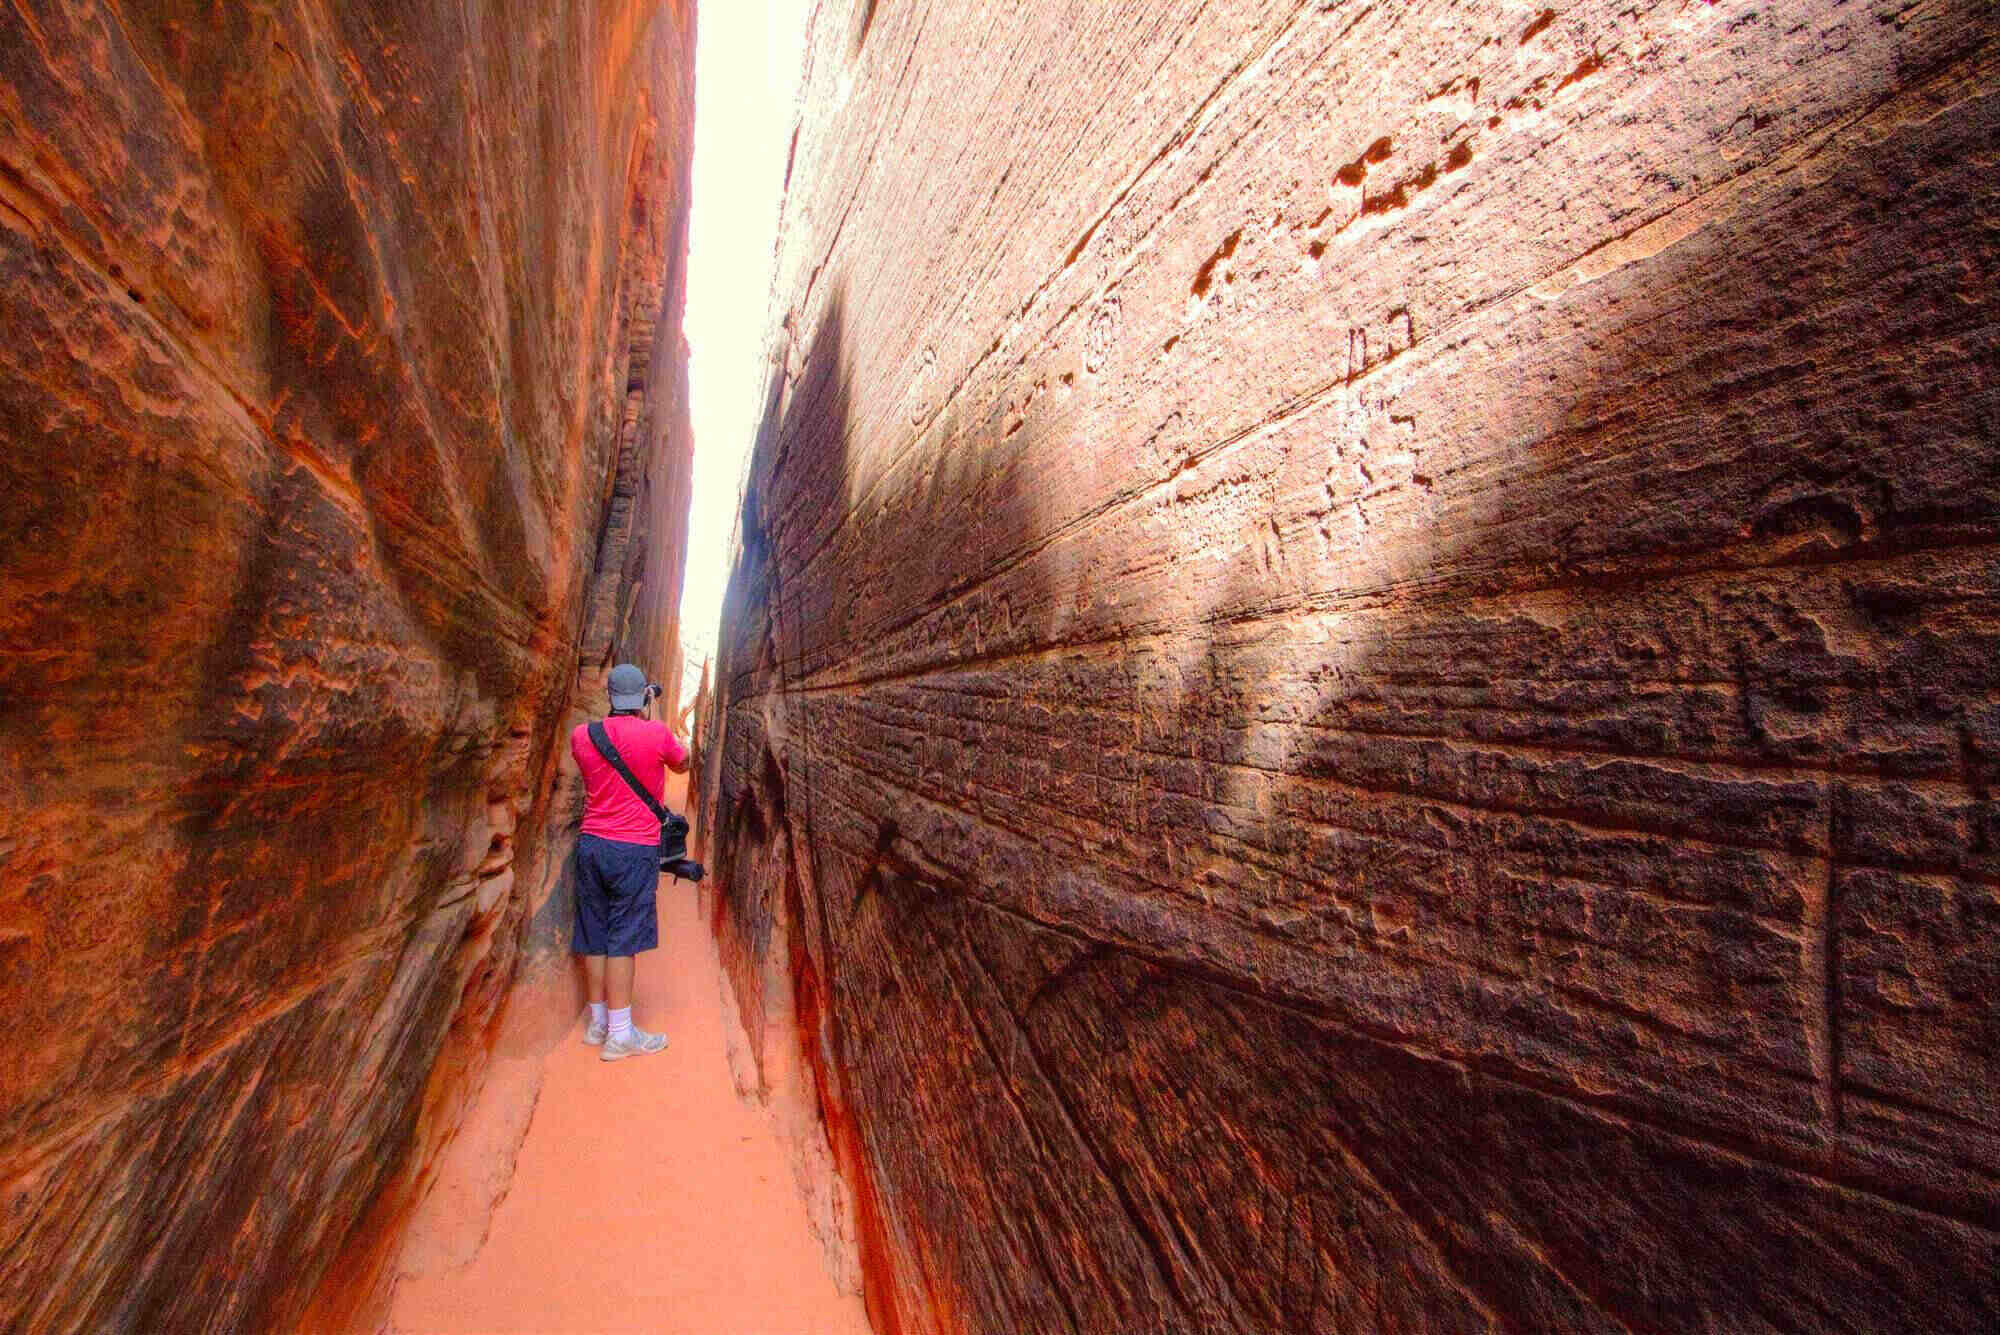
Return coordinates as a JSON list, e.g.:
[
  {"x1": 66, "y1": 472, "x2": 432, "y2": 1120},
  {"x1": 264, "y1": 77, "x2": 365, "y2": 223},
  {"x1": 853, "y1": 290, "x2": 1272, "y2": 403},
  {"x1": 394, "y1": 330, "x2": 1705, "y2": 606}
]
[{"x1": 677, "y1": 1, "x2": 811, "y2": 686}]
